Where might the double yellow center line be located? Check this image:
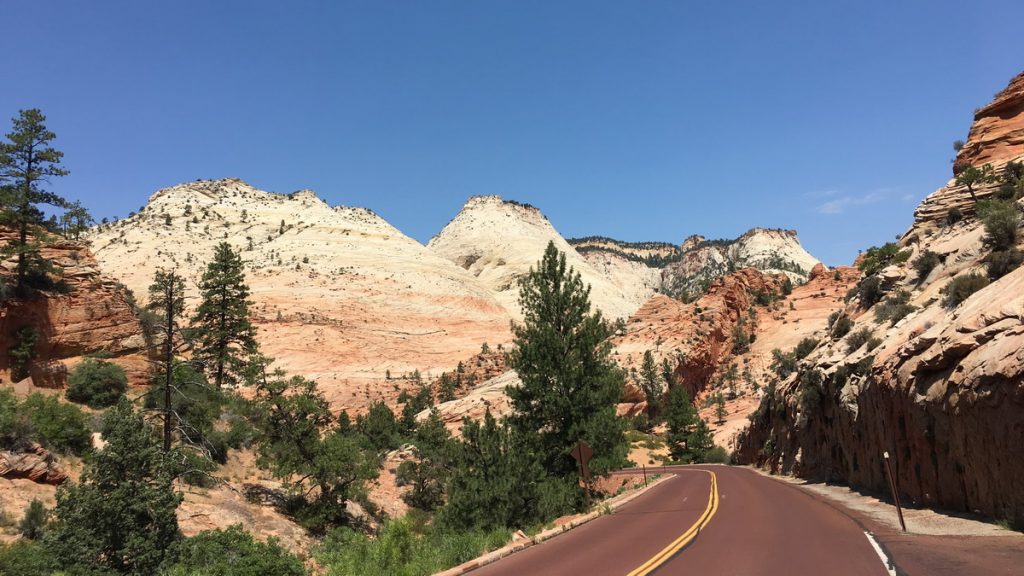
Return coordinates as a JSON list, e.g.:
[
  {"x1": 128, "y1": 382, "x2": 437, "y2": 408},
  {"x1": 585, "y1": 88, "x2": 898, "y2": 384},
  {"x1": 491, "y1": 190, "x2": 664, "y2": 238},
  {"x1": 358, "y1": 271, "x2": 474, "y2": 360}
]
[{"x1": 626, "y1": 470, "x2": 720, "y2": 576}]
